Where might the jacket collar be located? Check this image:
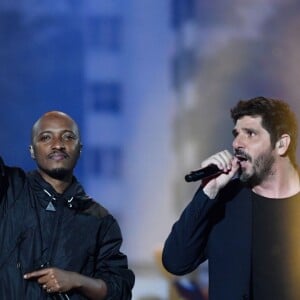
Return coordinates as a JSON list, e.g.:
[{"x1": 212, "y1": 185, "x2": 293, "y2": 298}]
[{"x1": 27, "y1": 170, "x2": 94, "y2": 211}]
